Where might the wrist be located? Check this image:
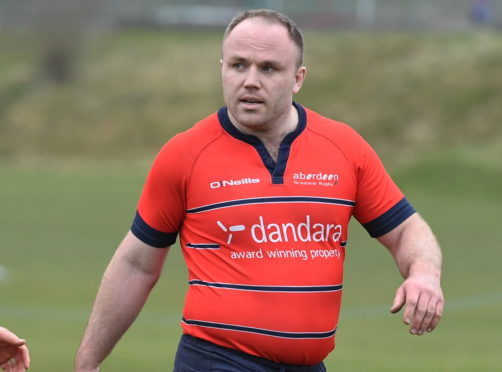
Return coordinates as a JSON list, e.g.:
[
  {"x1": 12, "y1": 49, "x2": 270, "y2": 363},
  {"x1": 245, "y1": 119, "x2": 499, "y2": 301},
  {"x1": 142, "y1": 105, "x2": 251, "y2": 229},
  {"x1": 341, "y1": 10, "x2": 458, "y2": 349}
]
[
  {"x1": 408, "y1": 261, "x2": 441, "y2": 281},
  {"x1": 75, "y1": 366, "x2": 99, "y2": 372},
  {"x1": 74, "y1": 359, "x2": 100, "y2": 372}
]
